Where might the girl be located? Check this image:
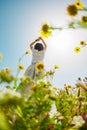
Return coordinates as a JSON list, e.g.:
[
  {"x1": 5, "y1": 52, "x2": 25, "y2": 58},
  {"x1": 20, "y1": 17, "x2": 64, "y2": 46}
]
[{"x1": 24, "y1": 36, "x2": 47, "y2": 80}]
